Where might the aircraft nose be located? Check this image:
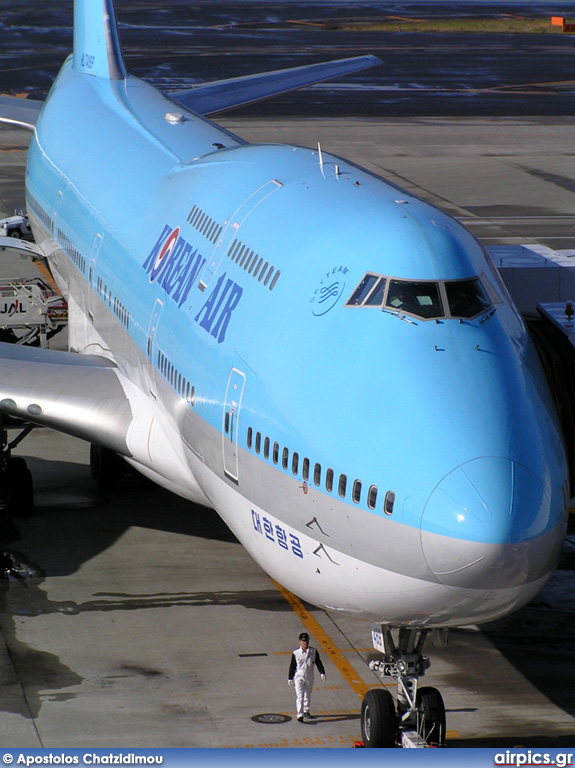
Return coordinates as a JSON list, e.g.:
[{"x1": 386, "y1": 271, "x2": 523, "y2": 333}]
[{"x1": 420, "y1": 457, "x2": 552, "y2": 594}]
